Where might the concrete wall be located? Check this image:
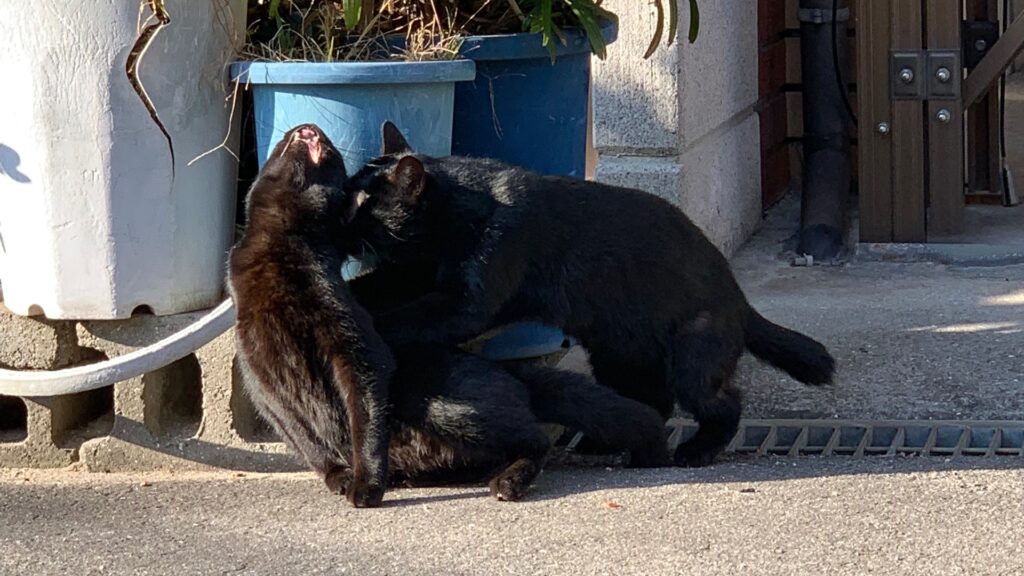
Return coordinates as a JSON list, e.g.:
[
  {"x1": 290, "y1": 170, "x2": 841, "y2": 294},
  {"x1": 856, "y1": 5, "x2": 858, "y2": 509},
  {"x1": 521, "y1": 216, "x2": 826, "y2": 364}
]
[
  {"x1": 0, "y1": 307, "x2": 294, "y2": 472},
  {"x1": 592, "y1": 0, "x2": 763, "y2": 256}
]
